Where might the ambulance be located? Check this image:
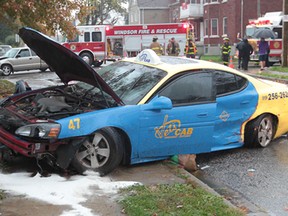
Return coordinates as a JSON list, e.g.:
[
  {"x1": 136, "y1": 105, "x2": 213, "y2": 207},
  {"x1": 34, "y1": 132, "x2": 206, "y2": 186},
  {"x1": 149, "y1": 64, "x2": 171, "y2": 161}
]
[
  {"x1": 62, "y1": 23, "x2": 192, "y2": 66},
  {"x1": 245, "y1": 11, "x2": 283, "y2": 65}
]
